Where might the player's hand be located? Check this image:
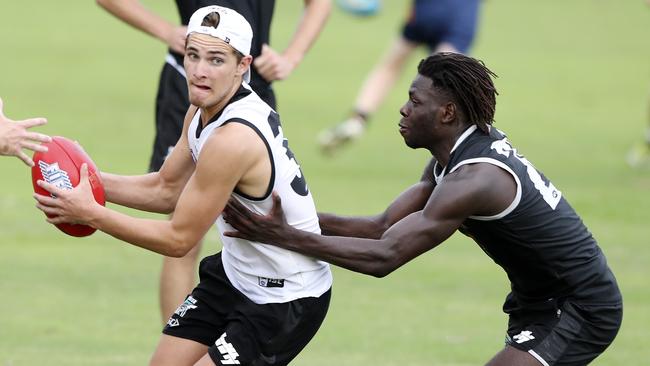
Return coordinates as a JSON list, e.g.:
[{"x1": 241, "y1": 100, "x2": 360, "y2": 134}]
[
  {"x1": 223, "y1": 192, "x2": 289, "y2": 244},
  {"x1": 253, "y1": 44, "x2": 297, "y2": 82},
  {"x1": 165, "y1": 25, "x2": 188, "y2": 54},
  {"x1": 0, "y1": 97, "x2": 51, "y2": 167},
  {"x1": 34, "y1": 164, "x2": 99, "y2": 226}
]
